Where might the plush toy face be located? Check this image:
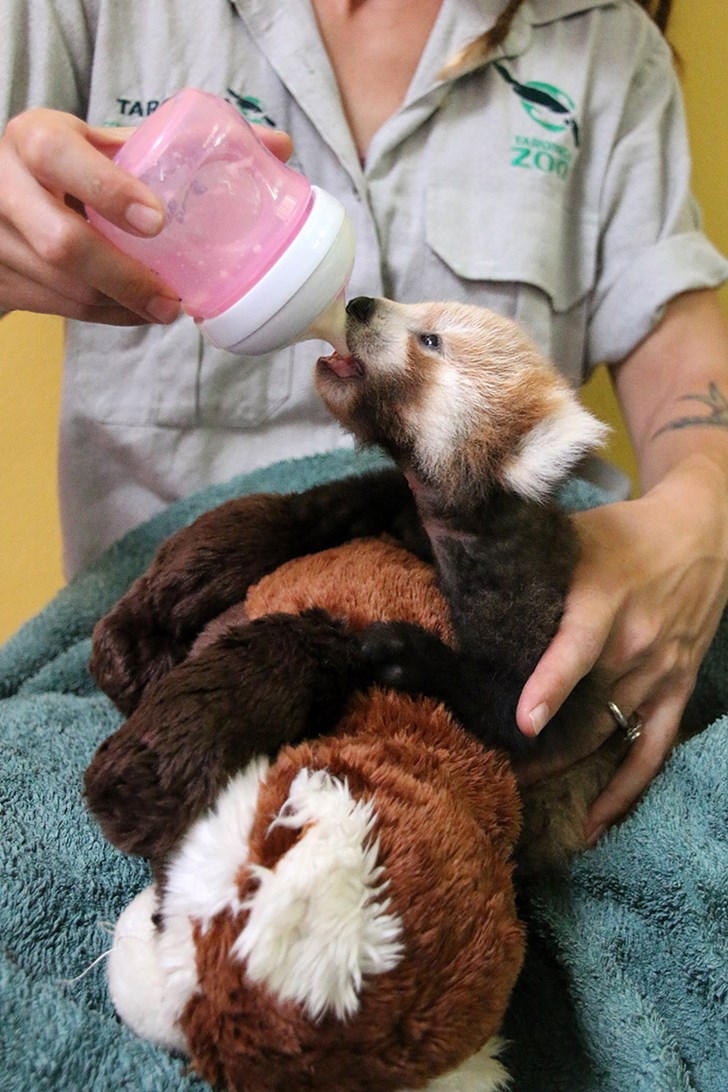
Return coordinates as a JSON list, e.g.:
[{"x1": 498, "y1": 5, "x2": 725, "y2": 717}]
[
  {"x1": 109, "y1": 721, "x2": 522, "y2": 1092},
  {"x1": 105, "y1": 538, "x2": 524, "y2": 1092}
]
